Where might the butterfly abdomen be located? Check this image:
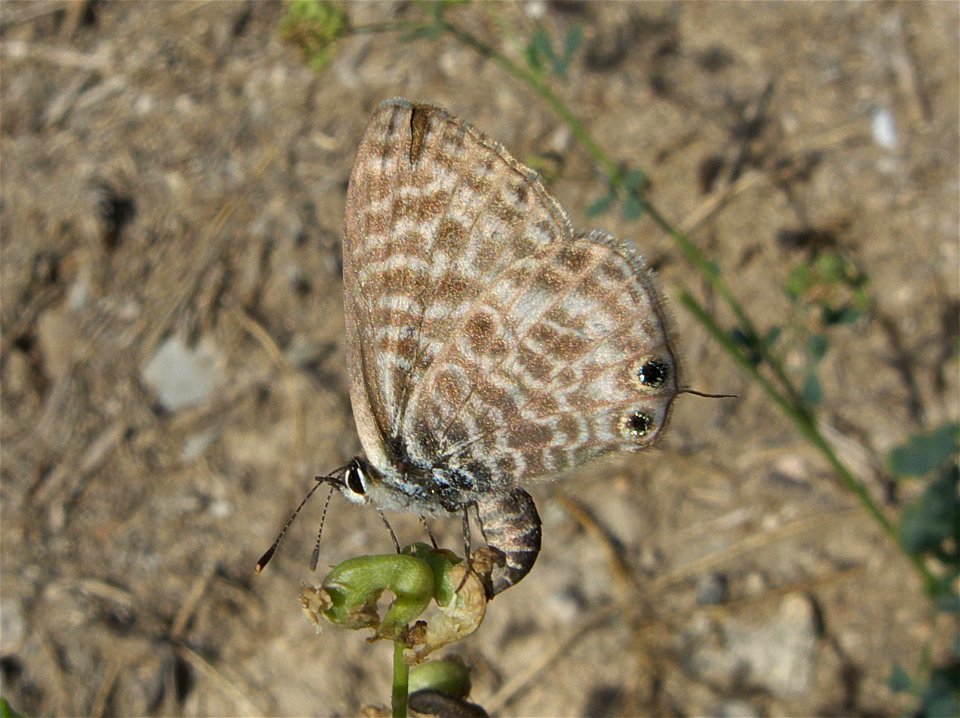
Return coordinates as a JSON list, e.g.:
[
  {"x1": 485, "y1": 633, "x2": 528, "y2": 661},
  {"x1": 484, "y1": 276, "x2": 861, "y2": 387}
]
[{"x1": 475, "y1": 488, "x2": 542, "y2": 597}]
